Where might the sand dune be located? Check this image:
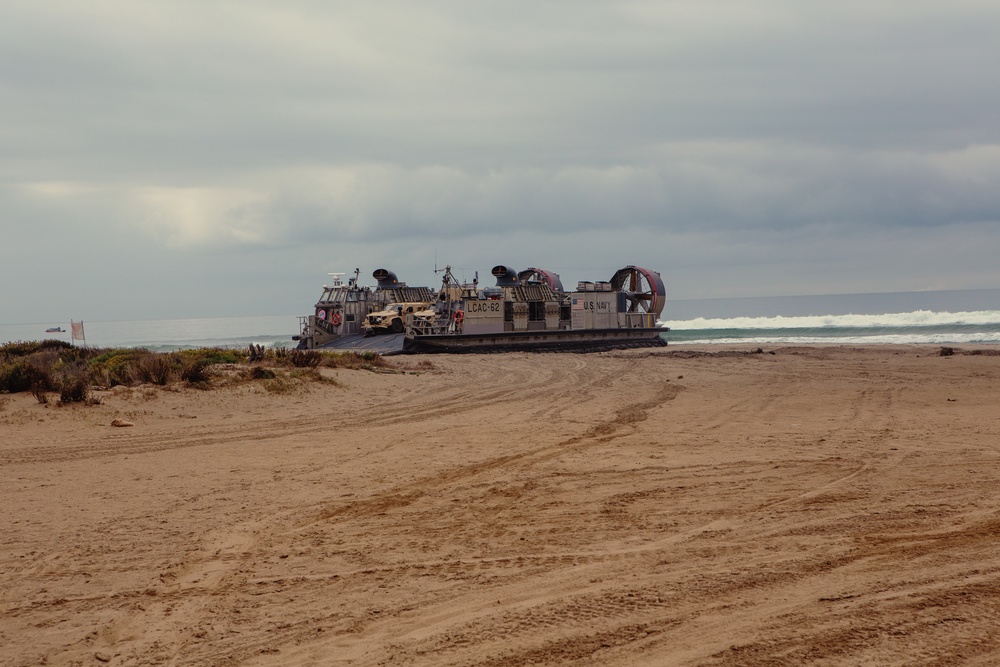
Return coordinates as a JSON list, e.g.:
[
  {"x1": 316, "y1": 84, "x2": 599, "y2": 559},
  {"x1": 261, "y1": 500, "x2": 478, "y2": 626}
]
[{"x1": 2, "y1": 346, "x2": 1000, "y2": 666}]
